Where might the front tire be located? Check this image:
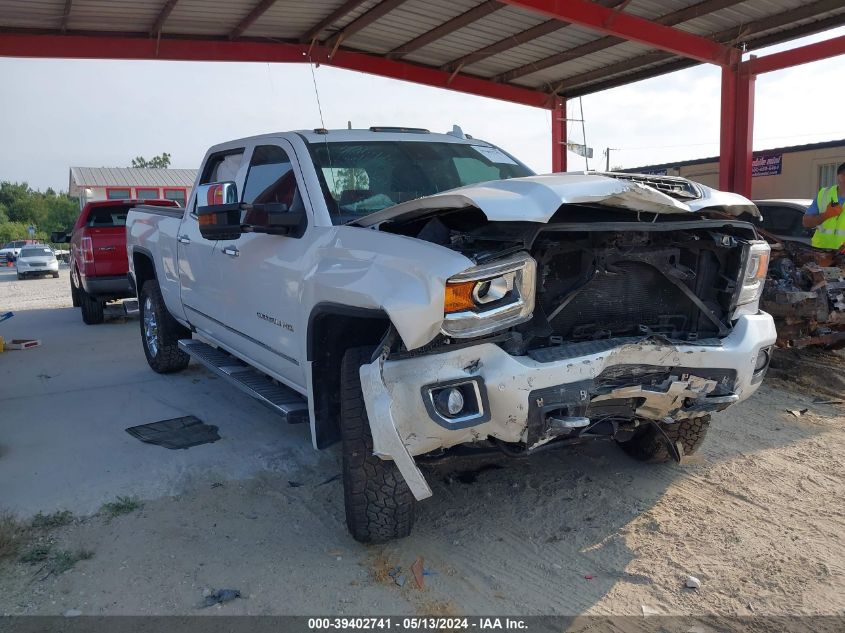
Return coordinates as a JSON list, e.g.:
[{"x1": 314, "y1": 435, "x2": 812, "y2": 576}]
[
  {"x1": 340, "y1": 347, "x2": 416, "y2": 543},
  {"x1": 79, "y1": 288, "x2": 104, "y2": 325},
  {"x1": 139, "y1": 280, "x2": 190, "y2": 373},
  {"x1": 52, "y1": 271, "x2": 59, "y2": 278},
  {"x1": 617, "y1": 416, "x2": 711, "y2": 463},
  {"x1": 16, "y1": 273, "x2": 23, "y2": 280}
]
